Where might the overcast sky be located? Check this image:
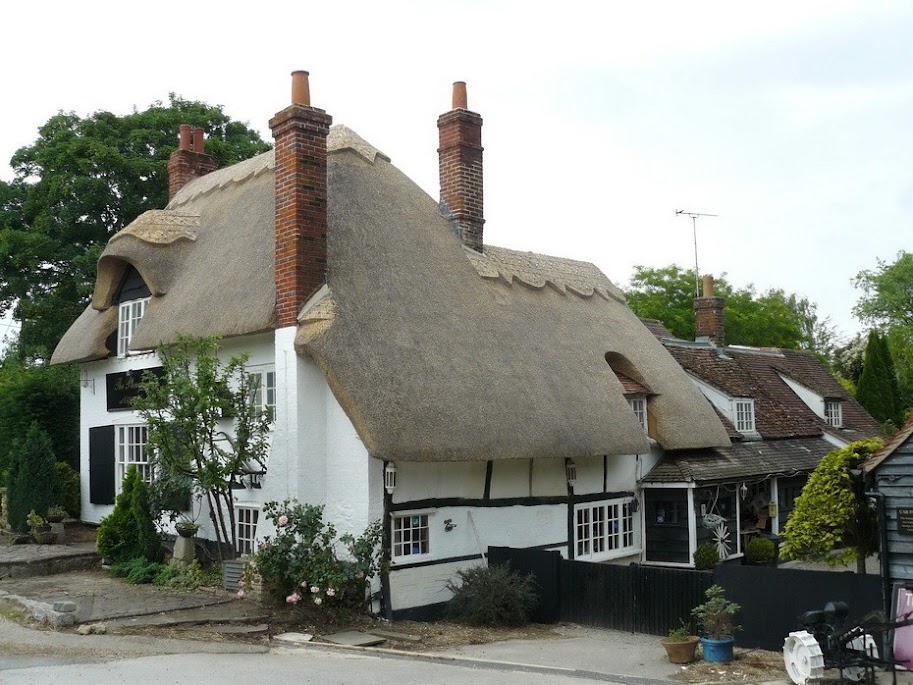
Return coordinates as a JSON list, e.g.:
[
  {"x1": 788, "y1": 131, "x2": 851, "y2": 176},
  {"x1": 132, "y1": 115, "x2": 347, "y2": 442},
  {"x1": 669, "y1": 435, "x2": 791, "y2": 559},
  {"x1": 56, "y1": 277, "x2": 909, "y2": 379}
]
[{"x1": 2, "y1": 1, "x2": 912, "y2": 341}]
